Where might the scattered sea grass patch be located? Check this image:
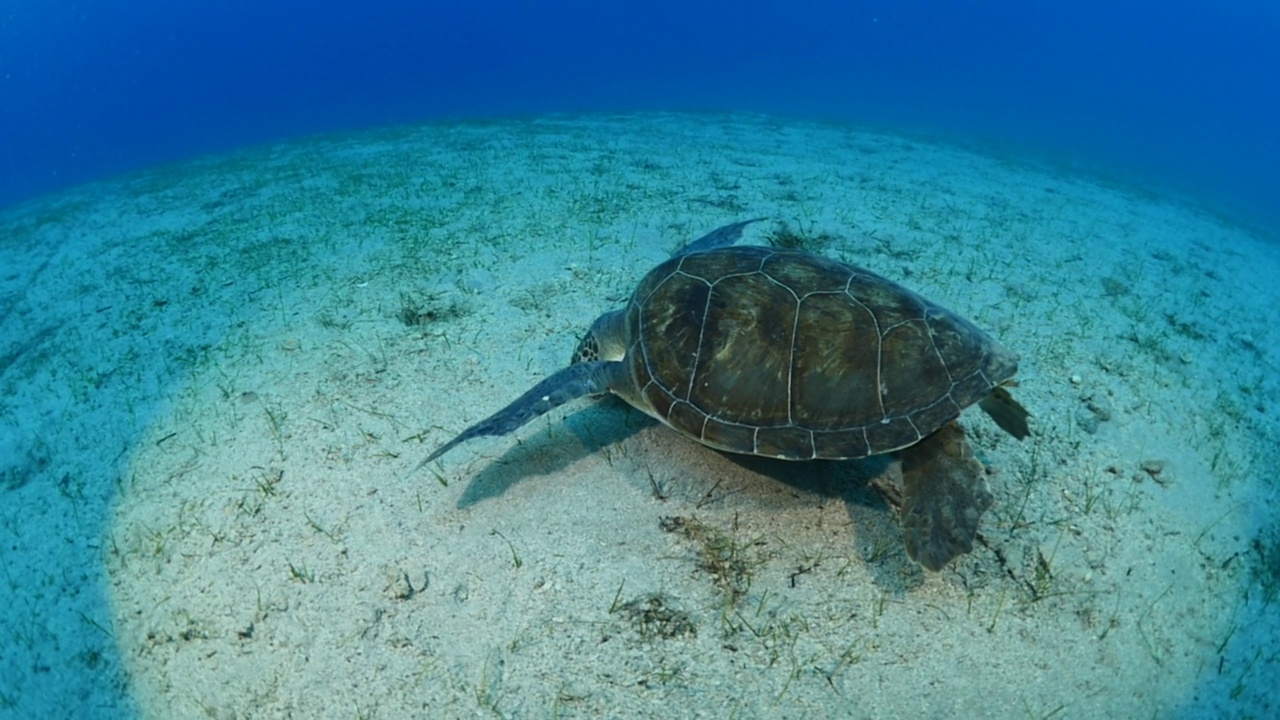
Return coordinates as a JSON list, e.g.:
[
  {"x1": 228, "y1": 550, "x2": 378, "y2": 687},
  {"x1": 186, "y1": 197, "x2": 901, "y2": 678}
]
[
  {"x1": 1100, "y1": 275, "x2": 1130, "y2": 298},
  {"x1": 2, "y1": 440, "x2": 51, "y2": 492},
  {"x1": 1250, "y1": 525, "x2": 1280, "y2": 604},
  {"x1": 660, "y1": 515, "x2": 768, "y2": 601}
]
